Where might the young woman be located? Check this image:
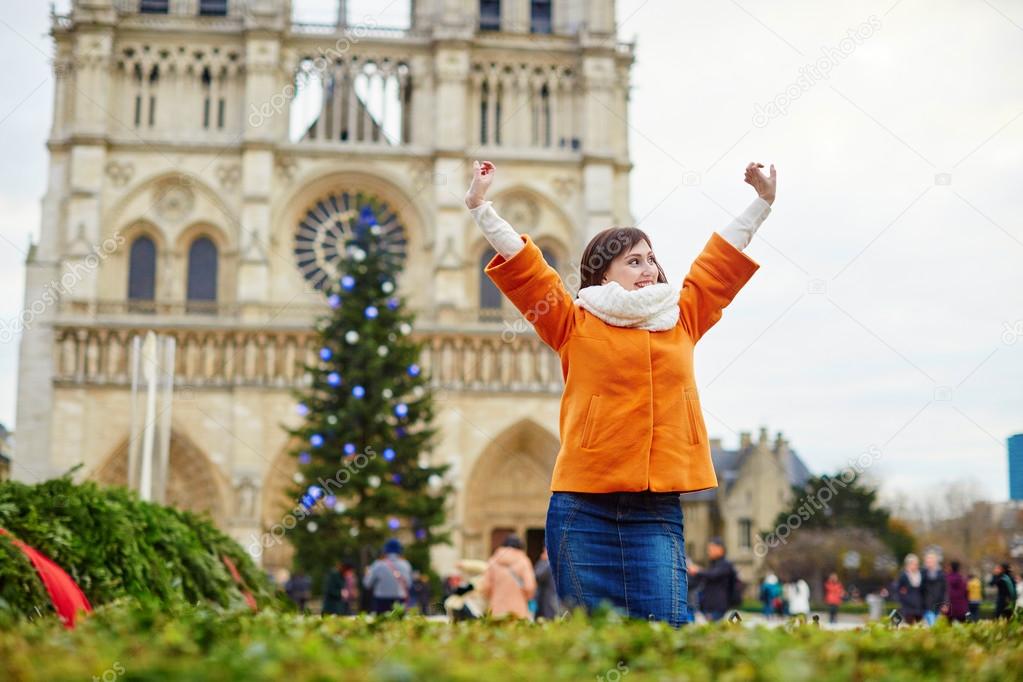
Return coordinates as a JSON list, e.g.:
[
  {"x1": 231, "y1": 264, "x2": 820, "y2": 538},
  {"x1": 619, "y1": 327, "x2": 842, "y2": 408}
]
[{"x1": 465, "y1": 159, "x2": 777, "y2": 627}]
